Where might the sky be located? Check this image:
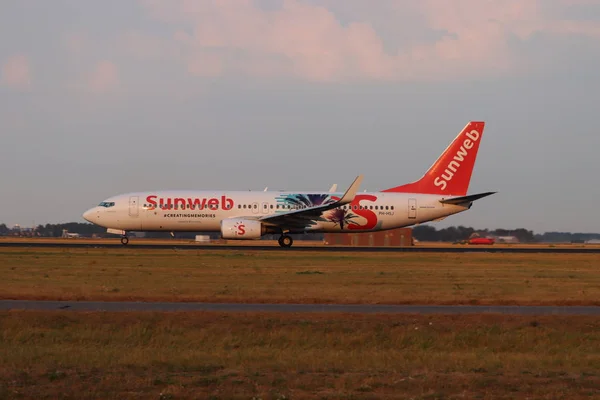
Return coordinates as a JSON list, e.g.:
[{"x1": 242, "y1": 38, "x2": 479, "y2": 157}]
[{"x1": 1, "y1": 0, "x2": 600, "y2": 233}]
